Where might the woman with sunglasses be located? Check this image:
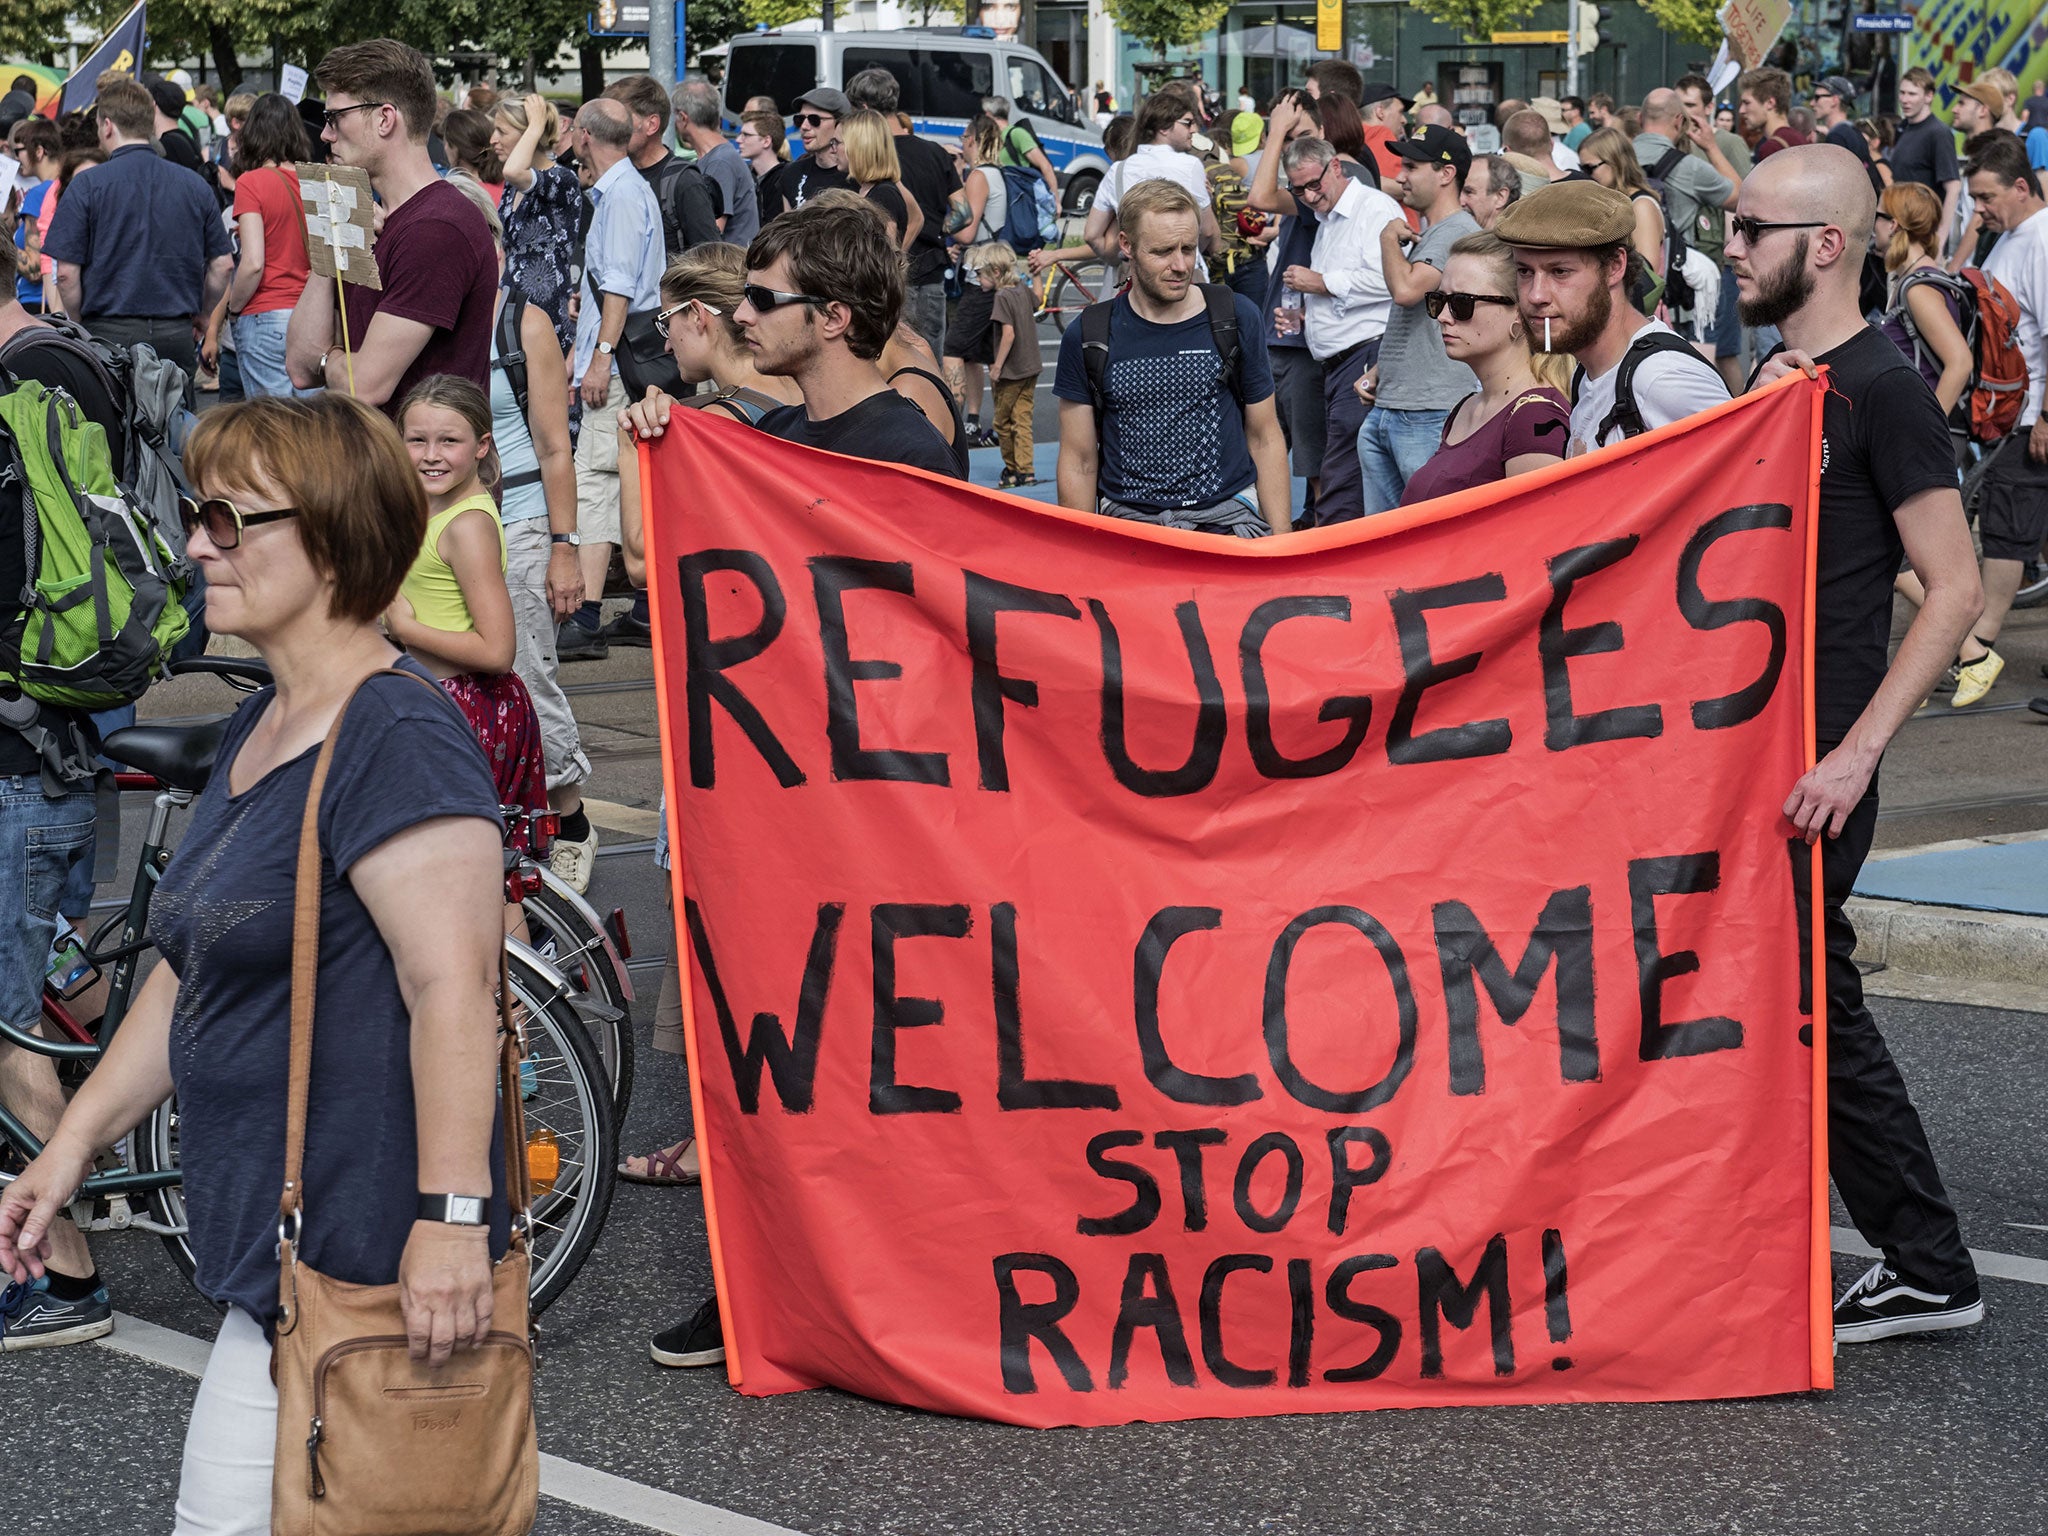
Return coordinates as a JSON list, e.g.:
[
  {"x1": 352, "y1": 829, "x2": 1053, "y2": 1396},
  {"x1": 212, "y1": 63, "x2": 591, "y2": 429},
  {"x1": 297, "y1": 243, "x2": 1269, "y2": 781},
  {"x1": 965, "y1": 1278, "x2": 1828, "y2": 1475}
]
[
  {"x1": 0, "y1": 394, "x2": 510, "y2": 1529},
  {"x1": 1399, "y1": 232, "x2": 1570, "y2": 506},
  {"x1": 1576, "y1": 127, "x2": 1665, "y2": 307}
]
